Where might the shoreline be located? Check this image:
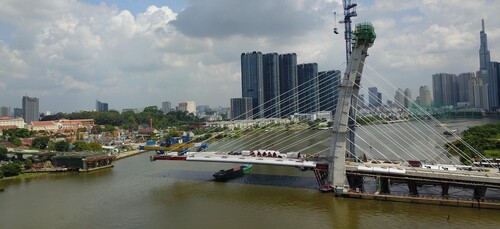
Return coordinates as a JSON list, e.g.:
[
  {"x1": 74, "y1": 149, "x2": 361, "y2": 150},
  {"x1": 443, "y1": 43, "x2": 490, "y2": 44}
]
[{"x1": 115, "y1": 149, "x2": 148, "y2": 160}]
